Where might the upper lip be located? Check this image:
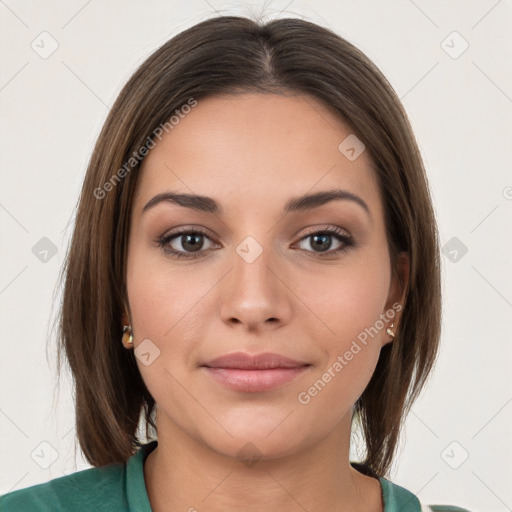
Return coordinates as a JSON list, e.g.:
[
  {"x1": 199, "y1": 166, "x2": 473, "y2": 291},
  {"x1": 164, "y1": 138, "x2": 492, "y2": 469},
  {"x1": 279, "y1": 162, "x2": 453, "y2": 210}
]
[{"x1": 202, "y1": 352, "x2": 309, "y2": 370}]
